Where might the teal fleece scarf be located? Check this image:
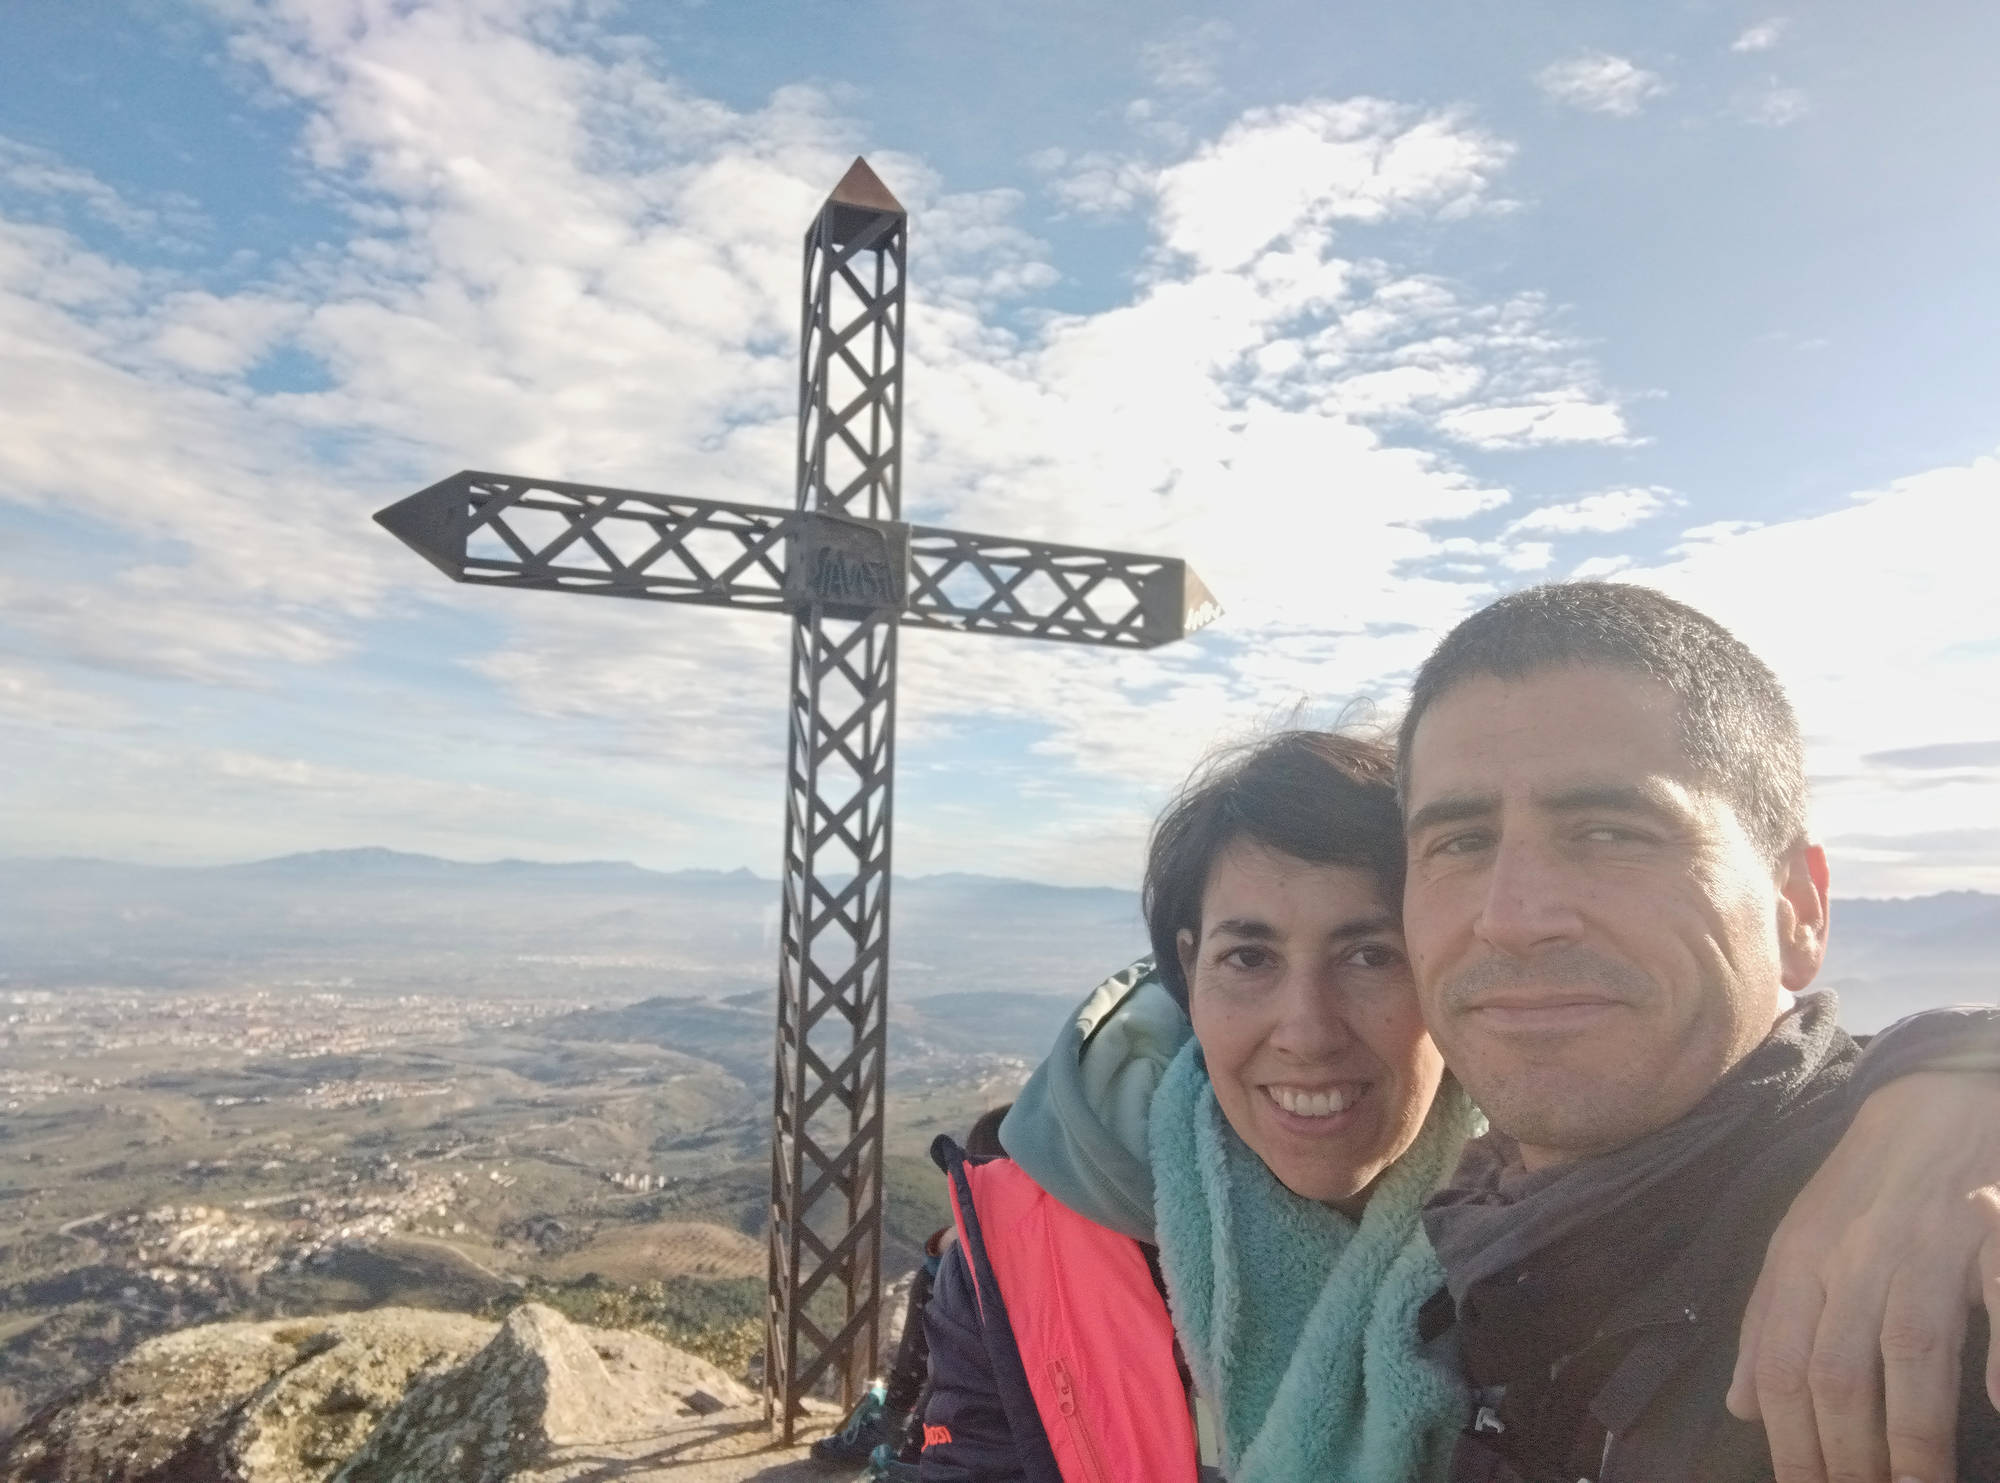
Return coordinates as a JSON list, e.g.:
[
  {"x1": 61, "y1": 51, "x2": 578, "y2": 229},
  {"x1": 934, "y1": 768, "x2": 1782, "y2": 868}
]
[{"x1": 1149, "y1": 1040, "x2": 1481, "y2": 1483}]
